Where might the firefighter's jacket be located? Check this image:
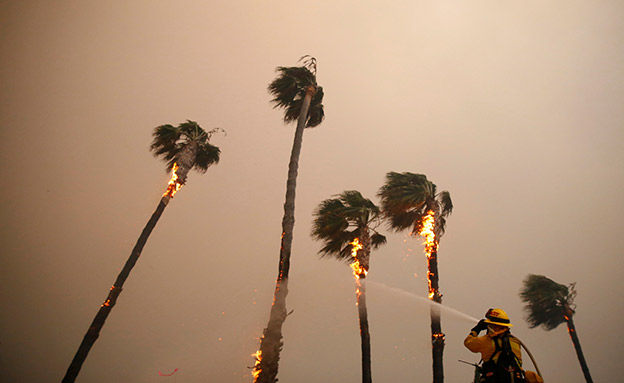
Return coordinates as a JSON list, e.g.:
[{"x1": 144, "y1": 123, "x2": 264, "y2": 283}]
[{"x1": 464, "y1": 330, "x2": 523, "y2": 365}]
